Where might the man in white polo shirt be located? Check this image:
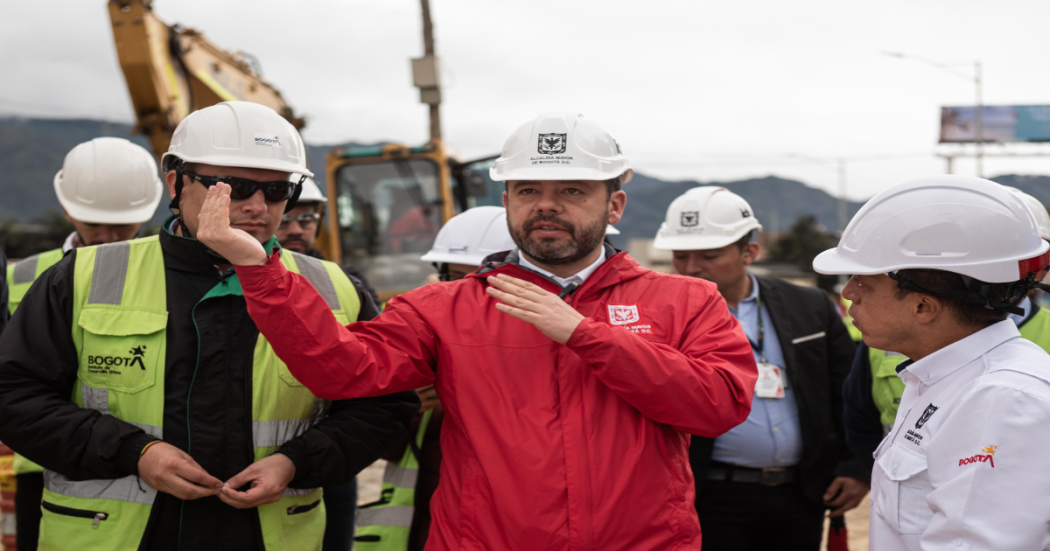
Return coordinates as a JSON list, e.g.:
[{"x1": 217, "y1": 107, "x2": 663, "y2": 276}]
[{"x1": 814, "y1": 174, "x2": 1050, "y2": 551}]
